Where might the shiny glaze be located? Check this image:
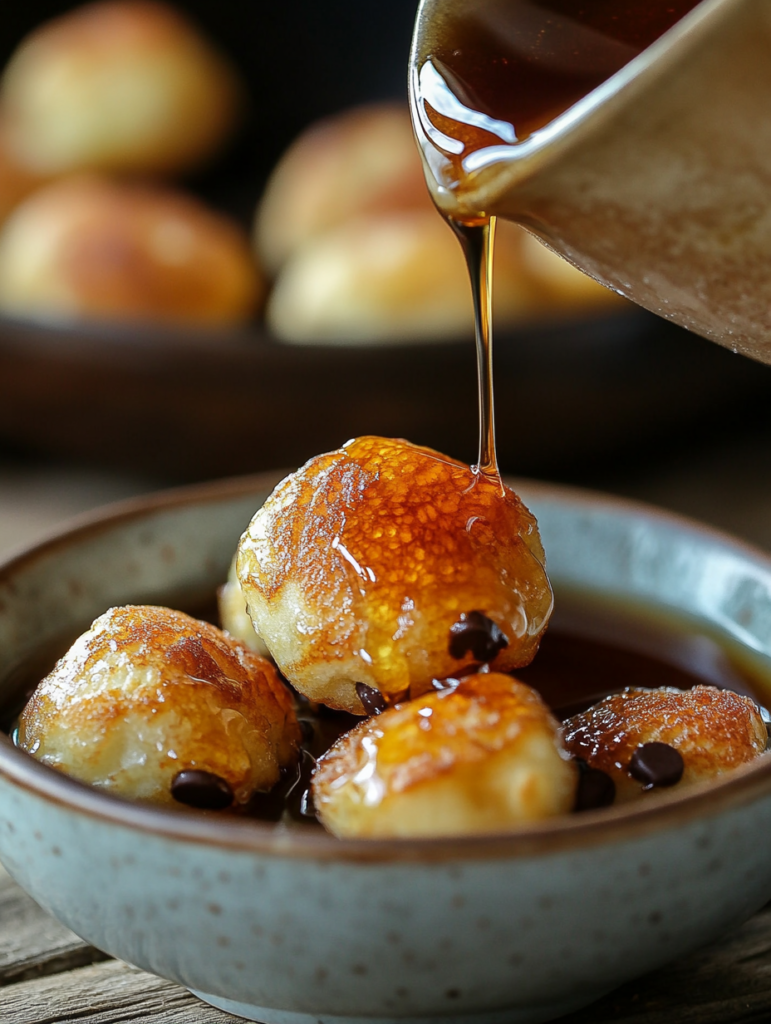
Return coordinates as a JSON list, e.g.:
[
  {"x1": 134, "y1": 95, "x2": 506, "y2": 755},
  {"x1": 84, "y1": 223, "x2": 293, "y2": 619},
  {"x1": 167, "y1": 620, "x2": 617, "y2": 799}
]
[
  {"x1": 237, "y1": 436, "x2": 552, "y2": 711},
  {"x1": 6, "y1": 600, "x2": 767, "y2": 830},
  {"x1": 16, "y1": 605, "x2": 300, "y2": 807},
  {"x1": 563, "y1": 685, "x2": 768, "y2": 801}
]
